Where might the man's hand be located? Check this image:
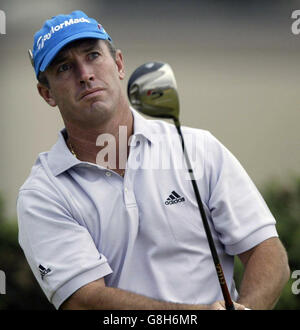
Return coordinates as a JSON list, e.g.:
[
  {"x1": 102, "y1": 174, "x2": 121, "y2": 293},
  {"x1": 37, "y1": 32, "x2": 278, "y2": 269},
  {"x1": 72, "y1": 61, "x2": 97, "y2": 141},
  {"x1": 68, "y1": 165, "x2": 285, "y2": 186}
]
[{"x1": 209, "y1": 301, "x2": 245, "y2": 310}]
